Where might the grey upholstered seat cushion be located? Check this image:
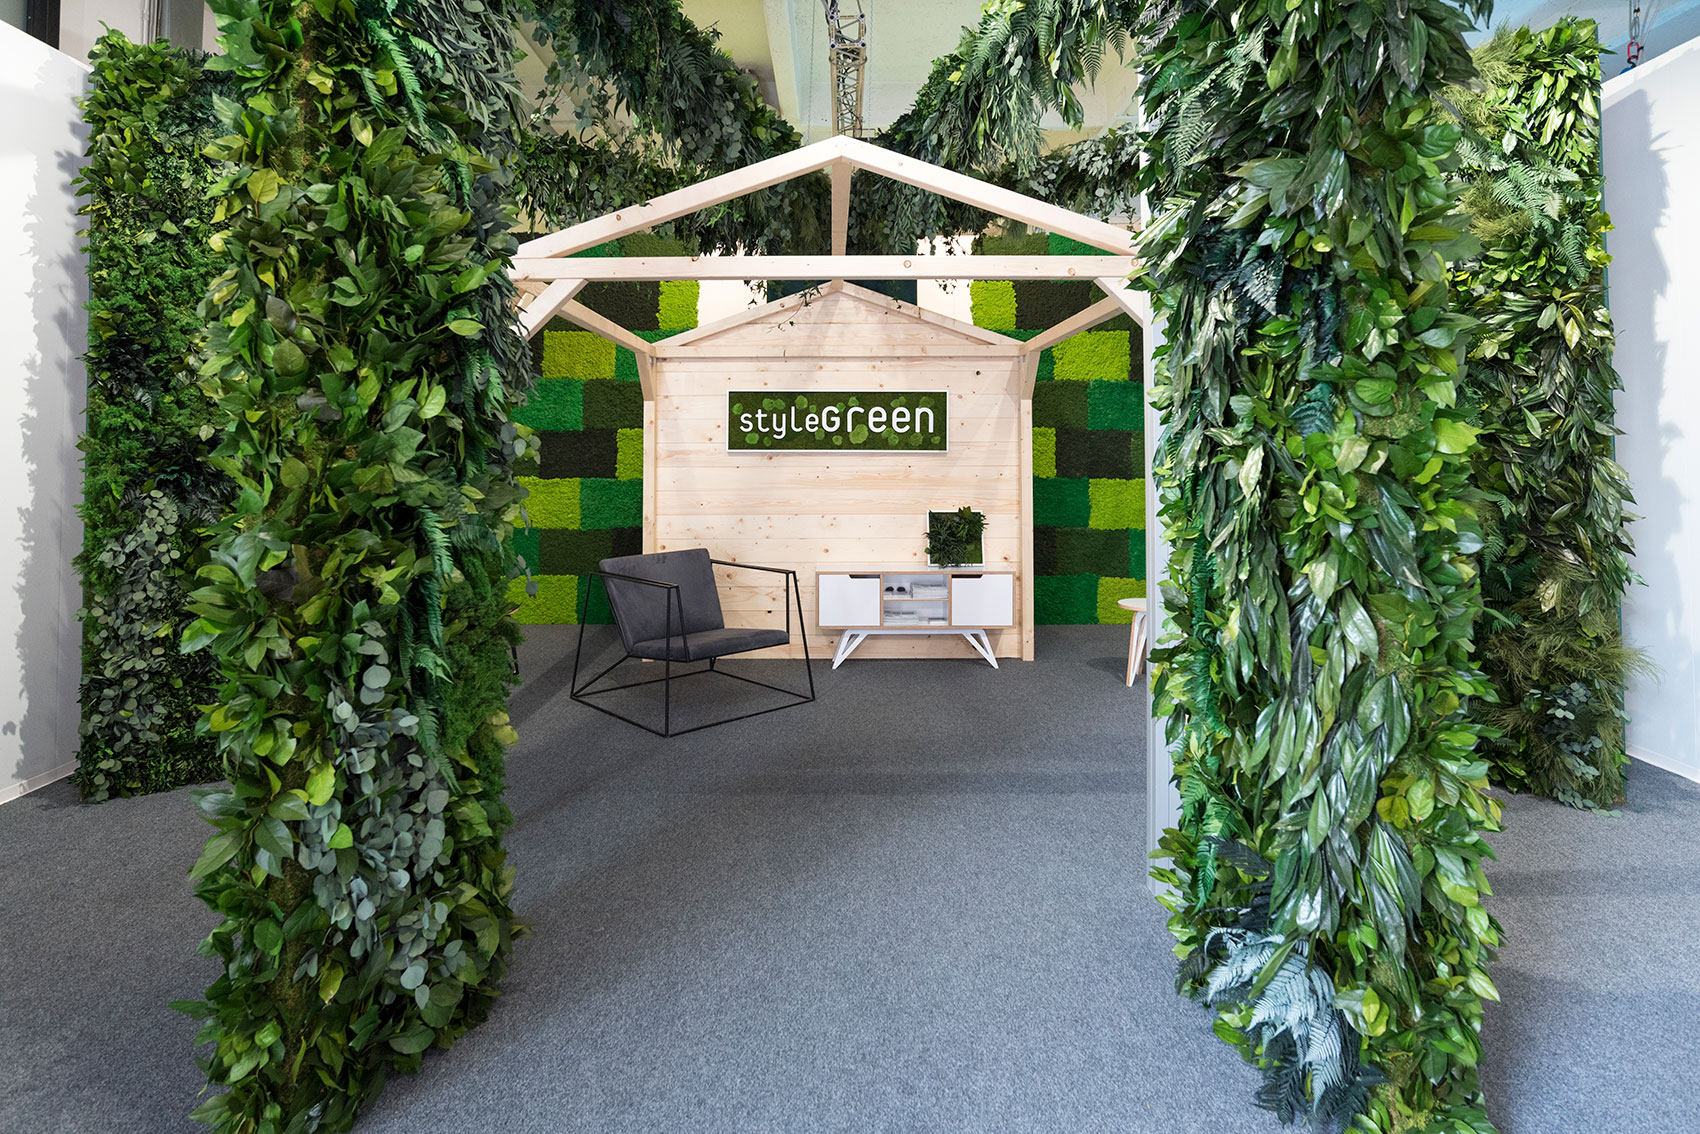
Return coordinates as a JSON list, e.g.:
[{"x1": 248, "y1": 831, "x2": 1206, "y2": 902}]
[
  {"x1": 599, "y1": 550, "x2": 725, "y2": 654},
  {"x1": 628, "y1": 626, "x2": 791, "y2": 662}
]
